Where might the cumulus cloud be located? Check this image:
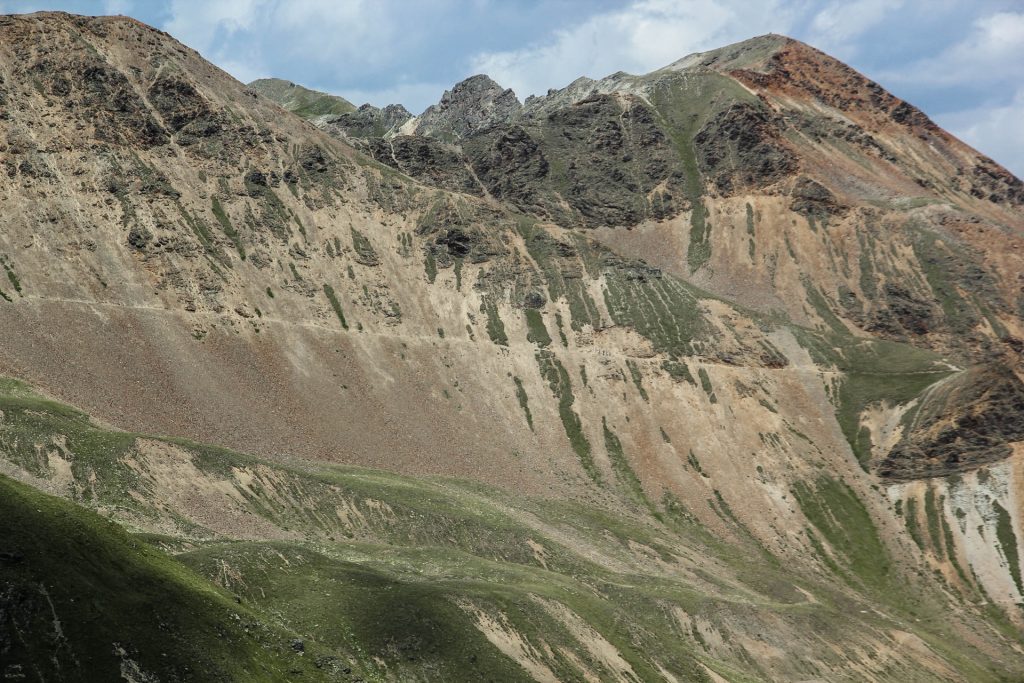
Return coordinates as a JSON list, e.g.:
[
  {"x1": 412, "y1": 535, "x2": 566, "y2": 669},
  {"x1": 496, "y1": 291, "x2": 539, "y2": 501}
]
[
  {"x1": 870, "y1": 9, "x2": 1024, "y2": 176},
  {"x1": 807, "y1": 0, "x2": 904, "y2": 58},
  {"x1": 884, "y1": 10, "x2": 1024, "y2": 86},
  {"x1": 165, "y1": 0, "x2": 260, "y2": 51},
  {"x1": 163, "y1": 0, "x2": 393, "y2": 84},
  {"x1": 468, "y1": 0, "x2": 798, "y2": 100}
]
